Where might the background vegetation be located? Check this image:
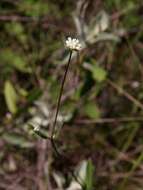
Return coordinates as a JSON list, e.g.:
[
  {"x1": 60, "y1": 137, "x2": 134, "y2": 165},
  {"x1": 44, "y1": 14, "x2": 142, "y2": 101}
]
[{"x1": 0, "y1": 0, "x2": 143, "y2": 189}]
